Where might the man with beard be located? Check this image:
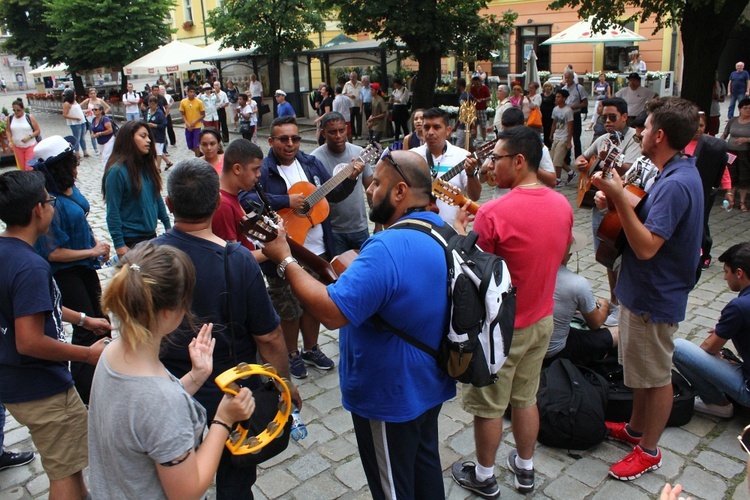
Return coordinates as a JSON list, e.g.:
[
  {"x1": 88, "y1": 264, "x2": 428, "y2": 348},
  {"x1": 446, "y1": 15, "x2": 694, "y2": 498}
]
[
  {"x1": 262, "y1": 149, "x2": 455, "y2": 499},
  {"x1": 312, "y1": 112, "x2": 374, "y2": 255}
]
